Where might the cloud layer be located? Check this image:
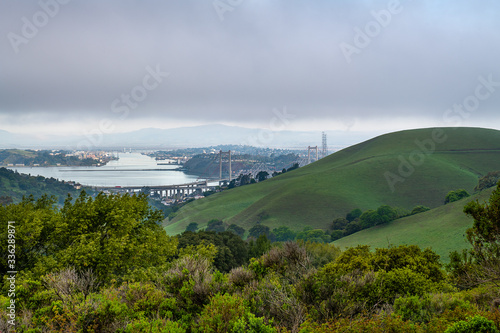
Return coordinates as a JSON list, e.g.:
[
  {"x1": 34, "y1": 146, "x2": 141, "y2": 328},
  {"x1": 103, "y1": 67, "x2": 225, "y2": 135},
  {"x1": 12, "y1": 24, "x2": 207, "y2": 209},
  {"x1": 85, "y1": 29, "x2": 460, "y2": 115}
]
[{"x1": 1, "y1": 0, "x2": 500, "y2": 134}]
